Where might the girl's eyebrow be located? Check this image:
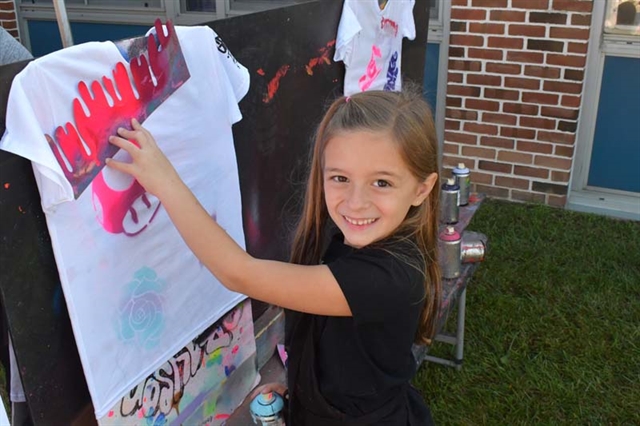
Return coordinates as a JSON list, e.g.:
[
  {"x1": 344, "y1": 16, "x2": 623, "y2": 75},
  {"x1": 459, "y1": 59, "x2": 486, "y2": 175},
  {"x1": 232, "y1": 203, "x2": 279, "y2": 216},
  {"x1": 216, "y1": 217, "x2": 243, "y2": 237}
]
[{"x1": 324, "y1": 167, "x2": 402, "y2": 179}]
